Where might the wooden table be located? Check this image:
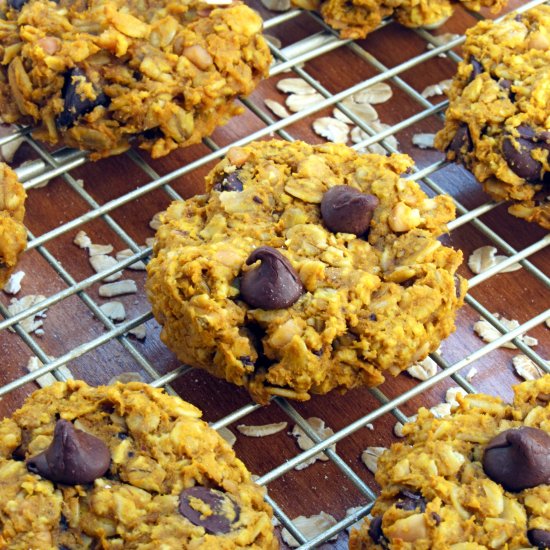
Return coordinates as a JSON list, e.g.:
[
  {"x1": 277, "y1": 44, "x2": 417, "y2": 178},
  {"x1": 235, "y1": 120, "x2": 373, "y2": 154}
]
[{"x1": 0, "y1": 0, "x2": 548, "y2": 547}]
